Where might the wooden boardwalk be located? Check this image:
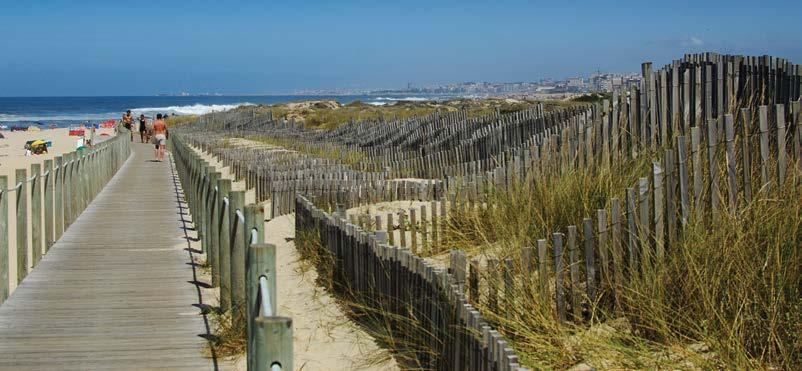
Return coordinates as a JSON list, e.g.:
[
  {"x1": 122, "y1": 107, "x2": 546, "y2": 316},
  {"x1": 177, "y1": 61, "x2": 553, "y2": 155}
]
[{"x1": 0, "y1": 143, "x2": 217, "y2": 370}]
